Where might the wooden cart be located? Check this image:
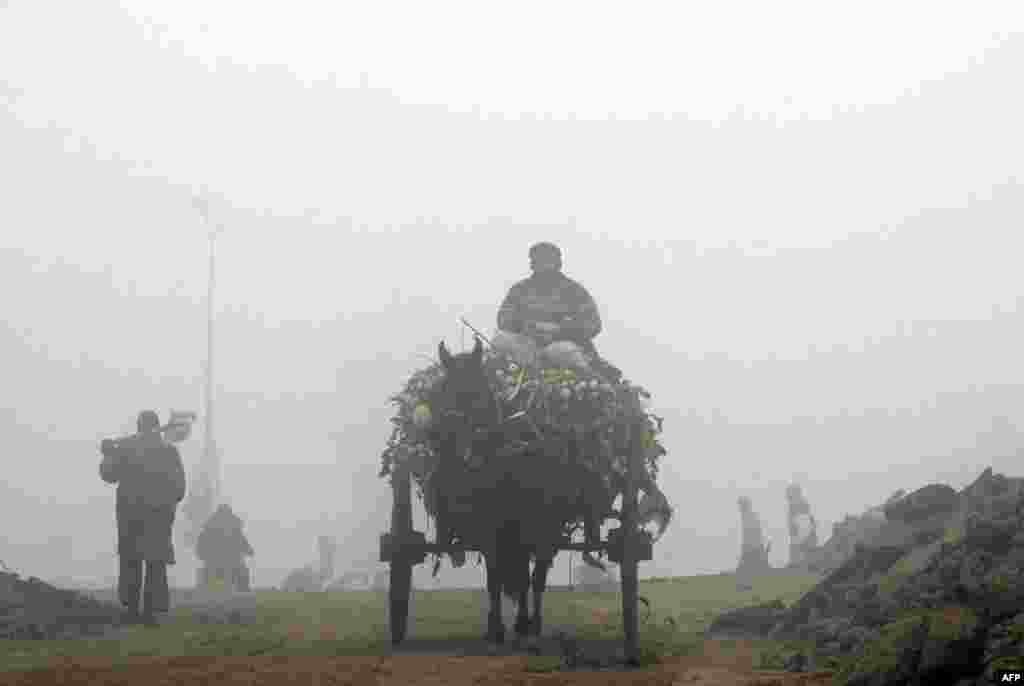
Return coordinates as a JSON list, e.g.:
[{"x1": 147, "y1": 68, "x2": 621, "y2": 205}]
[{"x1": 379, "y1": 420, "x2": 655, "y2": 665}]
